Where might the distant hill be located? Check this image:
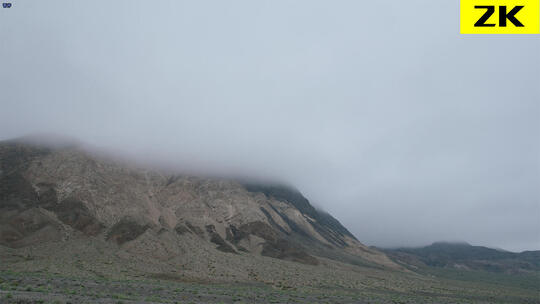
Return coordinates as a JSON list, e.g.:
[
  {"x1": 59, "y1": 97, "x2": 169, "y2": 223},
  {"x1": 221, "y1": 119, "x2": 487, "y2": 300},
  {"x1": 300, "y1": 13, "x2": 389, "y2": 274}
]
[{"x1": 382, "y1": 242, "x2": 540, "y2": 274}]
